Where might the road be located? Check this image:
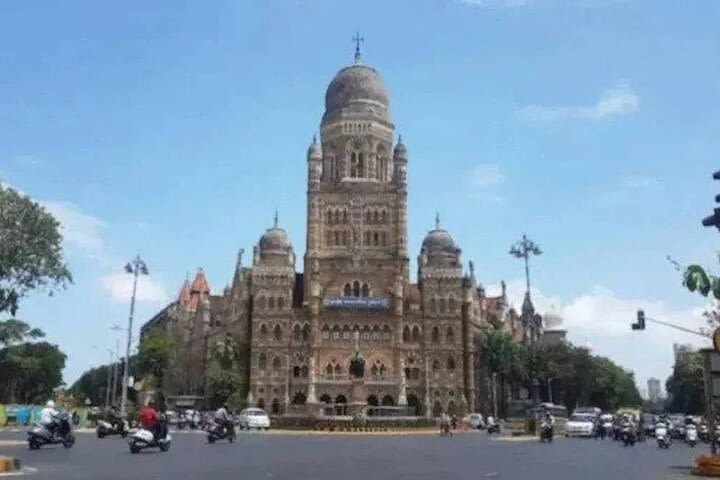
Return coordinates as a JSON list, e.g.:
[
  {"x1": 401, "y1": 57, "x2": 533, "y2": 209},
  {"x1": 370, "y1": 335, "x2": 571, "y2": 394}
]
[{"x1": 0, "y1": 430, "x2": 702, "y2": 479}]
